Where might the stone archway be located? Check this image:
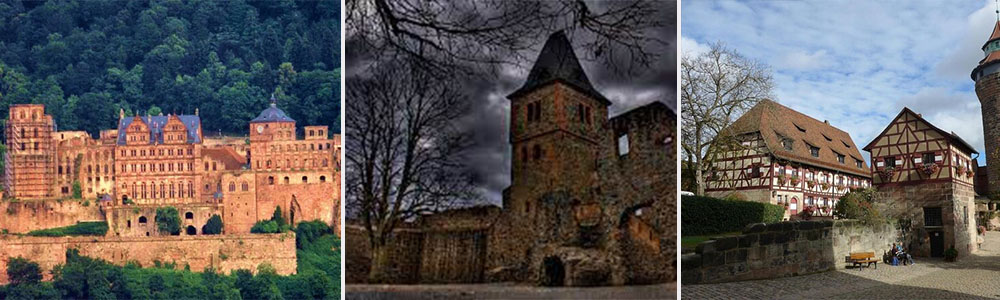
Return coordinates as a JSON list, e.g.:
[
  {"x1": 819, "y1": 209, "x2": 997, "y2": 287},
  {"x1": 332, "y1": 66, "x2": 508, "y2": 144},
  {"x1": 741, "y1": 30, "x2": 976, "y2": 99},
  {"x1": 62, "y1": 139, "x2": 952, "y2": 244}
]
[
  {"x1": 185, "y1": 225, "x2": 196, "y2": 235},
  {"x1": 541, "y1": 256, "x2": 565, "y2": 286}
]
